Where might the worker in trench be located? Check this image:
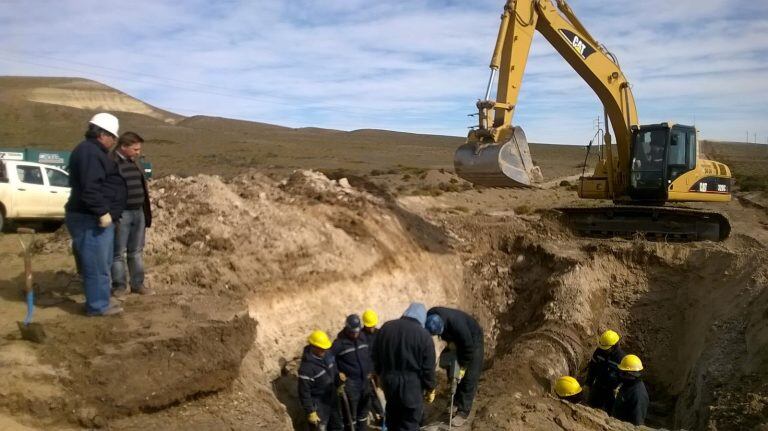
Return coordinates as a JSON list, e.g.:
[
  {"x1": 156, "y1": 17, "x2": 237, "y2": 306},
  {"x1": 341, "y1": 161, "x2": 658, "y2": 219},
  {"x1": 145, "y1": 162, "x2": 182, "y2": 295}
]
[
  {"x1": 298, "y1": 330, "x2": 344, "y2": 430},
  {"x1": 585, "y1": 330, "x2": 626, "y2": 413},
  {"x1": 331, "y1": 314, "x2": 373, "y2": 430},
  {"x1": 425, "y1": 306, "x2": 484, "y2": 426},
  {"x1": 361, "y1": 309, "x2": 385, "y2": 426},
  {"x1": 554, "y1": 376, "x2": 584, "y2": 404},
  {"x1": 372, "y1": 302, "x2": 436, "y2": 431},
  {"x1": 611, "y1": 354, "x2": 650, "y2": 426}
]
